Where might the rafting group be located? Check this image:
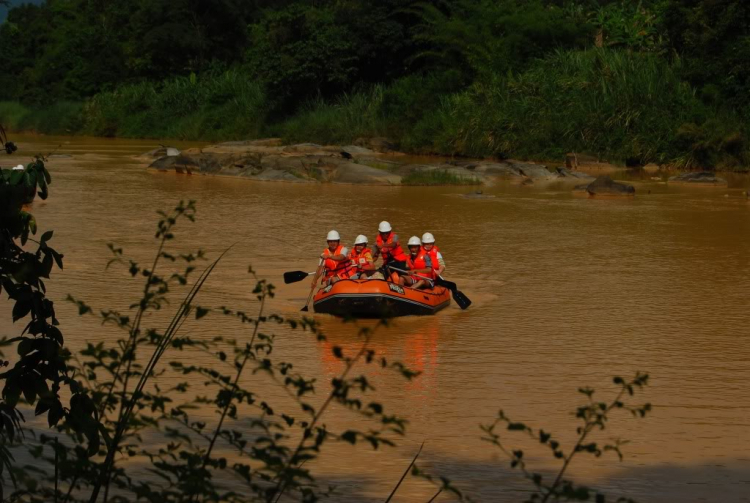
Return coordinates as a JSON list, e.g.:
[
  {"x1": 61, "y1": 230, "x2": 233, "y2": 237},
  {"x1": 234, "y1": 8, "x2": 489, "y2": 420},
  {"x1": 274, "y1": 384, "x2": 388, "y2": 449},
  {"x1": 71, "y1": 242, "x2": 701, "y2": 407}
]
[
  {"x1": 284, "y1": 221, "x2": 471, "y2": 317},
  {"x1": 317, "y1": 221, "x2": 444, "y2": 290}
]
